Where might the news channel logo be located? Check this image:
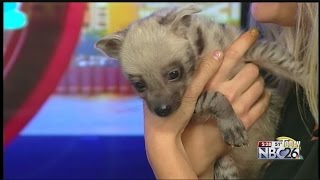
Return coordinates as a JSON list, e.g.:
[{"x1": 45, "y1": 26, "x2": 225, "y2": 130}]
[{"x1": 258, "y1": 136, "x2": 304, "y2": 160}]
